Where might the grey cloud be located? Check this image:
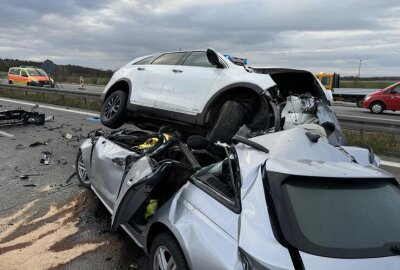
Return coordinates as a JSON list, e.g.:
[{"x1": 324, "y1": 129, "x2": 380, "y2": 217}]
[{"x1": 0, "y1": 0, "x2": 399, "y2": 76}]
